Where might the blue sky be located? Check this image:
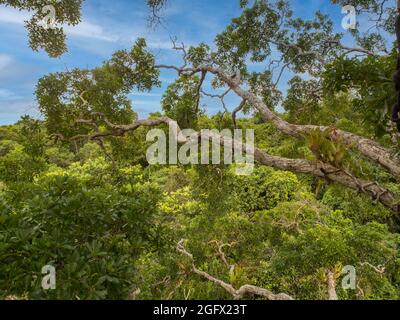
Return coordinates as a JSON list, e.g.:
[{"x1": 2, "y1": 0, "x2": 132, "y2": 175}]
[{"x1": 0, "y1": 0, "x2": 352, "y2": 125}]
